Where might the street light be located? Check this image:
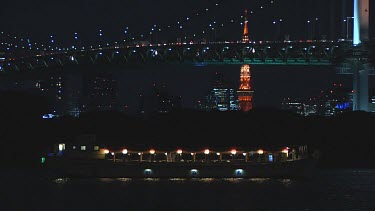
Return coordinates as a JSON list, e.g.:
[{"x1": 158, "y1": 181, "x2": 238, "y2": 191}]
[
  {"x1": 177, "y1": 149, "x2": 183, "y2": 162},
  {"x1": 231, "y1": 149, "x2": 237, "y2": 161},
  {"x1": 204, "y1": 149, "x2": 209, "y2": 162}
]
